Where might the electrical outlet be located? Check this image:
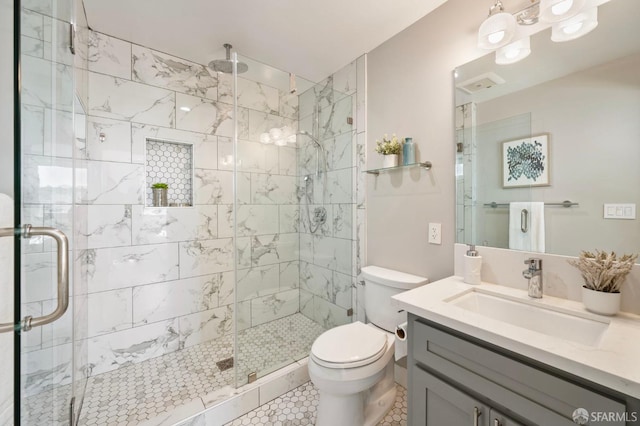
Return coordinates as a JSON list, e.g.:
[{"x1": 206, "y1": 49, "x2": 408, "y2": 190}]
[{"x1": 428, "y1": 223, "x2": 441, "y2": 245}]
